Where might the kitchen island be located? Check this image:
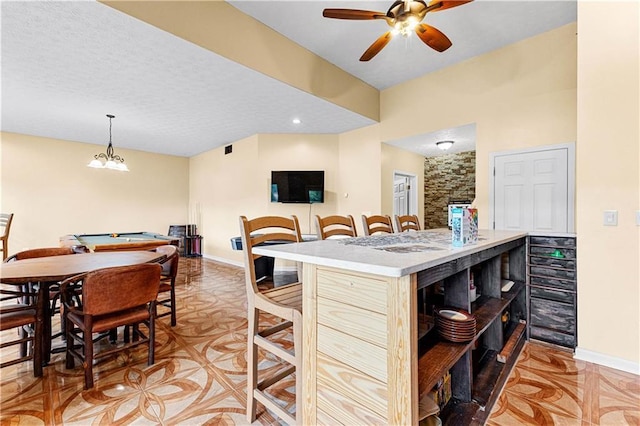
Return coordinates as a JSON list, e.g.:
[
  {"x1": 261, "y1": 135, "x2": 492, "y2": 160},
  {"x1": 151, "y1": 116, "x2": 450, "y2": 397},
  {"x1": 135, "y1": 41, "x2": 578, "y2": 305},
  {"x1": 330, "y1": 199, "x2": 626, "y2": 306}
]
[{"x1": 253, "y1": 228, "x2": 527, "y2": 425}]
